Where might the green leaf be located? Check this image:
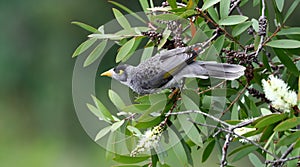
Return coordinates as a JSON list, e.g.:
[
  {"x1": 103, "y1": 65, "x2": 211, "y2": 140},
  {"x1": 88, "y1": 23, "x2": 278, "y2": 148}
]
[
  {"x1": 266, "y1": 39, "x2": 300, "y2": 49},
  {"x1": 260, "y1": 124, "x2": 276, "y2": 142},
  {"x1": 140, "y1": 46, "x2": 154, "y2": 62},
  {"x1": 220, "y1": 0, "x2": 230, "y2": 19},
  {"x1": 213, "y1": 35, "x2": 225, "y2": 53},
  {"x1": 273, "y1": 48, "x2": 300, "y2": 76},
  {"x1": 138, "y1": 100, "x2": 167, "y2": 121},
  {"x1": 111, "y1": 120, "x2": 125, "y2": 132},
  {"x1": 91, "y1": 95, "x2": 114, "y2": 121},
  {"x1": 274, "y1": 117, "x2": 300, "y2": 131},
  {"x1": 178, "y1": 114, "x2": 203, "y2": 147},
  {"x1": 232, "y1": 145, "x2": 257, "y2": 162},
  {"x1": 106, "y1": 132, "x2": 116, "y2": 160},
  {"x1": 122, "y1": 104, "x2": 151, "y2": 113},
  {"x1": 253, "y1": 0, "x2": 260, "y2": 7},
  {"x1": 71, "y1": 21, "x2": 98, "y2": 33},
  {"x1": 232, "y1": 21, "x2": 252, "y2": 37},
  {"x1": 108, "y1": 89, "x2": 126, "y2": 110},
  {"x1": 151, "y1": 149, "x2": 159, "y2": 167},
  {"x1": 248, "y1": 153, "x2": 264, "y2": 167},
  {"x1": 86, "y1": 104, "x2": 106, "y2": 121},
  {"x1": 112, "y1": 8, "x2": 131, "y2": 30},
  {"x1": 275, "y1": 0, "x2": 284, "y2": 12},
  {"x1": 277, "y1": 131, "x2": 300, "y2": 147},
  {"x1": 95, "y1": 126, "x2": 111, "y2": 141},
  {"x1": 254, "y1": 113, "x2": 287, "y2": 128},
  {"x1": 127, "y1": 126, "x2": 142, "y2": 136},
  {"x1": 139, "y1": 0, "x2": 149, "y2": 12},
  {"x1": 251, "y1": 18, "x2": 259, "y2": 32},
  {"x1": 201, "y1": 0, "x2": 220, "y2": 11},
  {"x1": 277, "y1": 27, "x2": 300, "y2": 35},
  {"x1": 167, "y1": 127, "x2": 190, "y2": 166},
  {"x1": 167, "y1": 0, "x2": 177, "y2": 9},
  {"x1": 295, "y1": 139, "x2": 300, "y2": 149},
  {"x1": 262, "y1": 52, "x2": 272, "y2": 72},
  {"x1": 84, "y1": 40, "x2": 107, "y2": 67},
  {"x1": 109, "y1": 1, "x2": 146, "y2": 23},
  {"x1": 121, "y1": 37, "x2": 143, "y2": 63},
  {"x1": 207, "y1": 6, "x2": 219, "y2": 22},
  {"x1": 116, "y1": 38, "x2": 136, "y2": 63},
  {"x1": 202, "y1": 139, "x2": 215, "y2": 162},
  {"x1": 284, "y1": 0, "x2": 300, "y2": 23},
  {"x1": 135, "y1": 116, "x2": 163, "y2": 129},
  {"x1": 158, "y1": 29, "x2": 172, "y2": 50},
  {"x1": 218, "y1": 15, "x2": 248, "y2": 25},
  {"x1": 72, "y1": 38, "x2": 97, "y2": 58},
  {"x1": 88, "y1": 33, "x2": 124, "y2": 40}
]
